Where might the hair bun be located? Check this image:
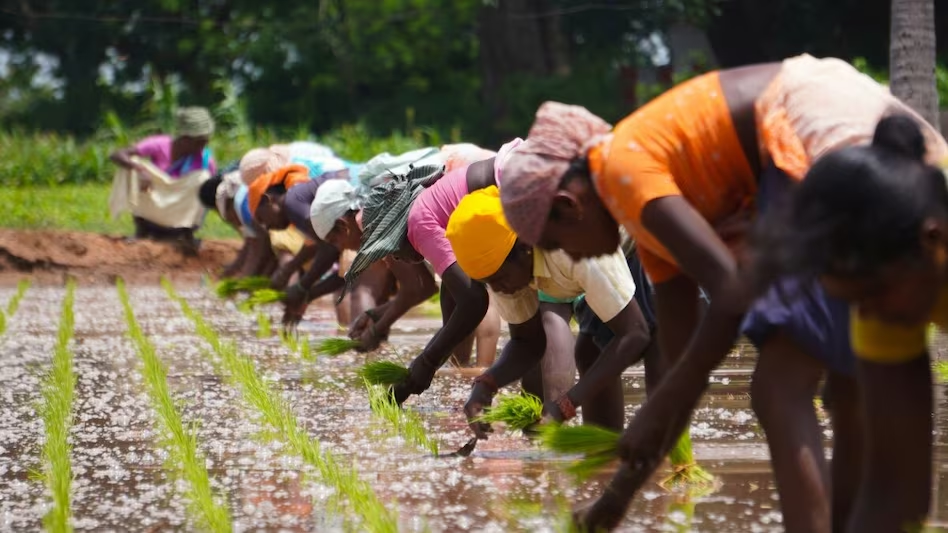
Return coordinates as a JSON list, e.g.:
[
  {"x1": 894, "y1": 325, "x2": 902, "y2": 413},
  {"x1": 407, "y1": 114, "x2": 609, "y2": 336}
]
[{"x1": 872, "y1": 114, "x2": 927, "y2": 161}]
